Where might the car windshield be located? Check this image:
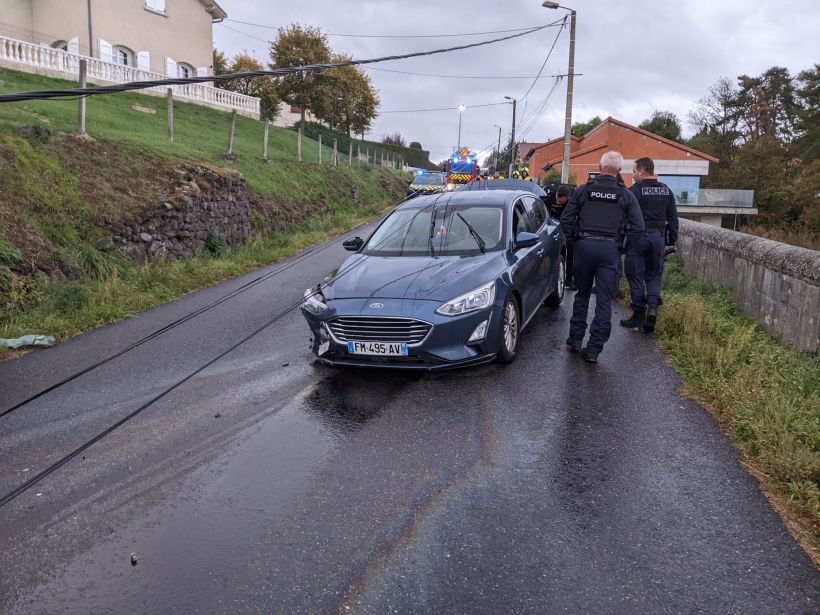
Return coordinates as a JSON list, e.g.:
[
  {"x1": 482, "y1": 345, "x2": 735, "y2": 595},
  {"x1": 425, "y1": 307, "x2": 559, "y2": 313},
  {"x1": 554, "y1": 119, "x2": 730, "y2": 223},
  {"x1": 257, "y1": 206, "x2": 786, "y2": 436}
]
[
  {"x1": 412, "y1": 174, "x2": 444, "y2": 186},
  {"x1": 364, "y1": 203, "x2": 506, "y2": 256}
]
